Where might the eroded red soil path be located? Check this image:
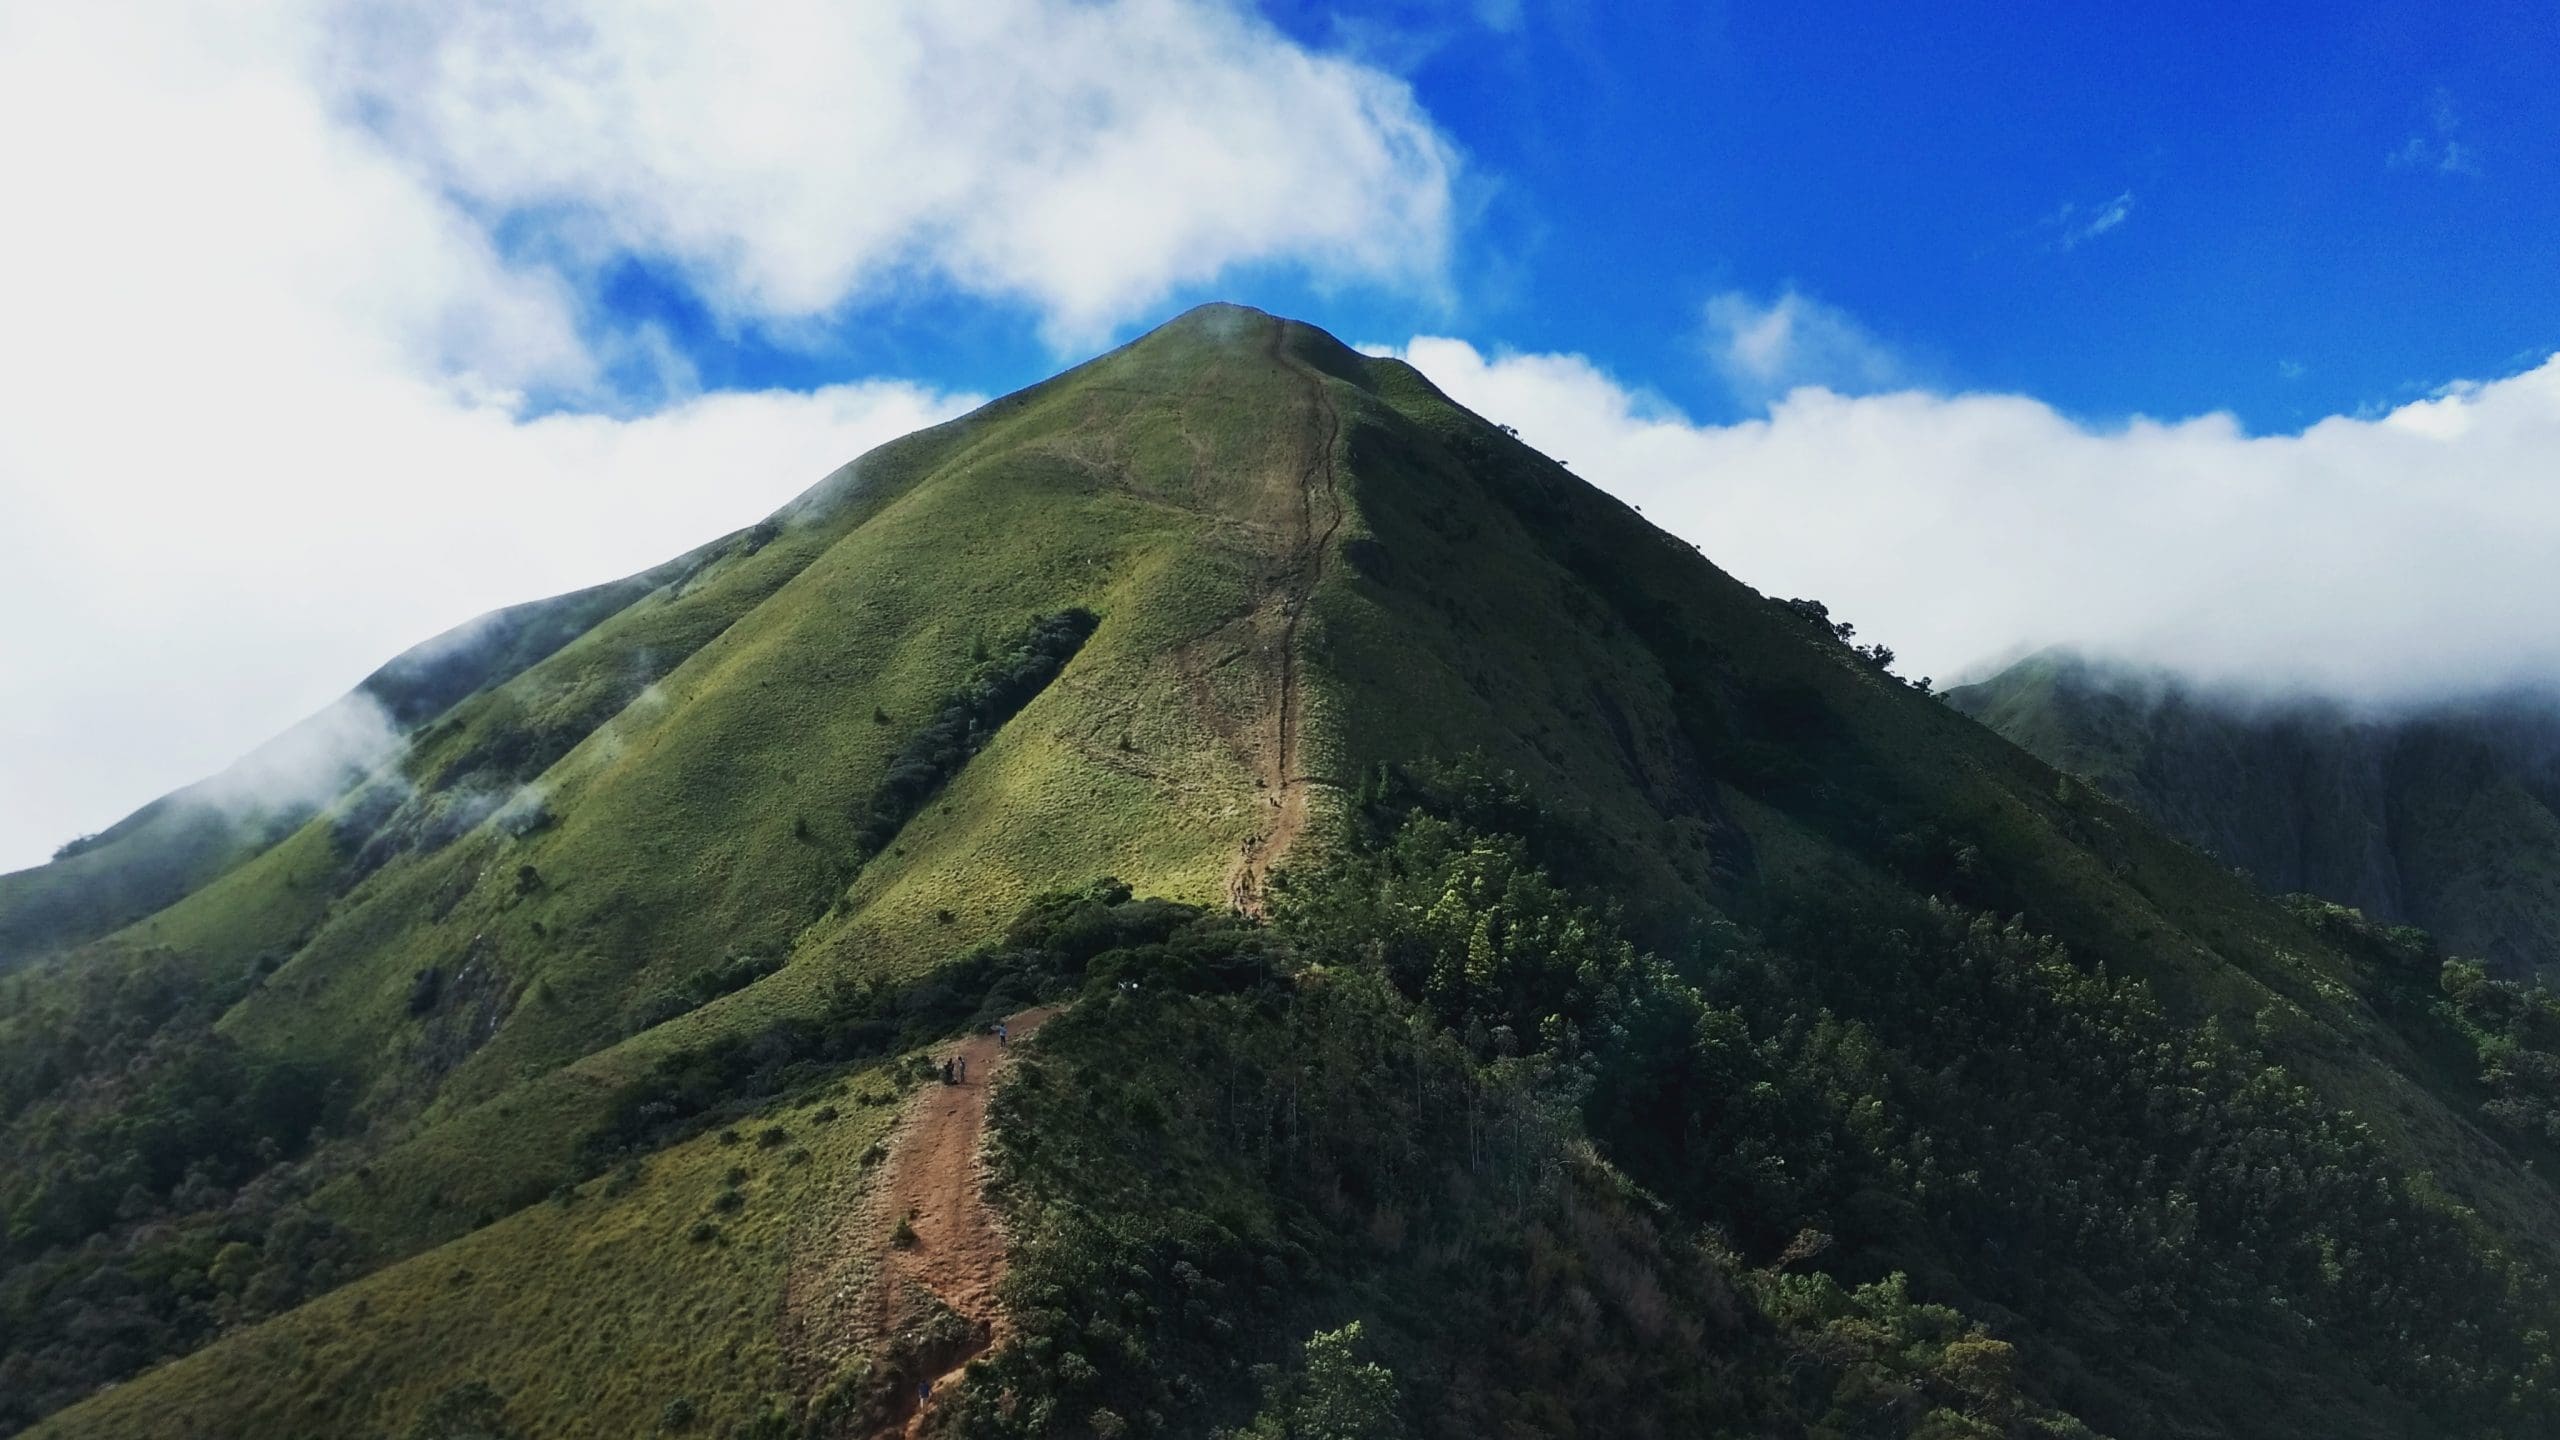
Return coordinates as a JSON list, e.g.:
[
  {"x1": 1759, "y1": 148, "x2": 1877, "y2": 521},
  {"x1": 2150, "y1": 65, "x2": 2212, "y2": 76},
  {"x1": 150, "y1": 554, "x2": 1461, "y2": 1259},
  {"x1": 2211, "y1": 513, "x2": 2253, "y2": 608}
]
[{"x1": 875, "y1": 1005, "x2": 1059, "y2": 1436}]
